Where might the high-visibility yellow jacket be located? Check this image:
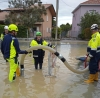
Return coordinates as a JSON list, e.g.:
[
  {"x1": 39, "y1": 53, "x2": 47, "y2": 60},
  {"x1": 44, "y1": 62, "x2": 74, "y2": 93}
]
[
  {"x1": 0, "y1": 32, "x2": 5, "y2": 41},
  {"x1": 87, "y1": 32, "x2": 100, "y2": 57},
  {"x1": 1, "y1": 34, "x2": 27, "y2": 59},
  {"x1": 30, "y1": 38, "x2": 48, "y2": 57}
]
